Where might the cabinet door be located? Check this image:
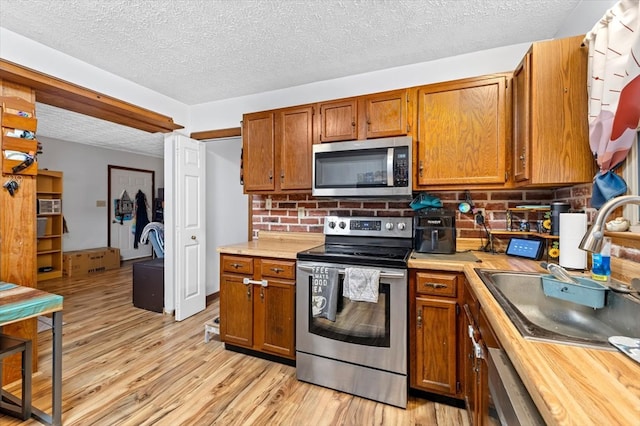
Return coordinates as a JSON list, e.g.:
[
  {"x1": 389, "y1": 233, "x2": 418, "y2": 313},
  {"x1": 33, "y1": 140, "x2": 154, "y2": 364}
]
[
  {"x1": 254, "y1": 278, "x2": 295, "y2": 359},
  {"x1": 526, "y1": 35, "x2": 593, "y2": 186},
  {"x1": 513, "y1": 53, "x2": 531, "y2": 182},
  {"x1": 242, "y1": 111, "x2": 275, "y2": 191},
  {"x1": 219, "y1": 273, "x2": 254, "y2": 347},
  {"x1": 276, "y1": 106, "x2": 314, "y2": 191},
  {"x1": 319, "y1": 99, "x2": 358, "y2": 142},
  {"x1": 413, "y1": 297, "x2": 458, "y2": 395},
  {"x1": 363, "y1": 89, "x2": 408, "y2": 138},
  {"x1": 416, "y1": 76, "x2": 507, "y2": 187}
]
